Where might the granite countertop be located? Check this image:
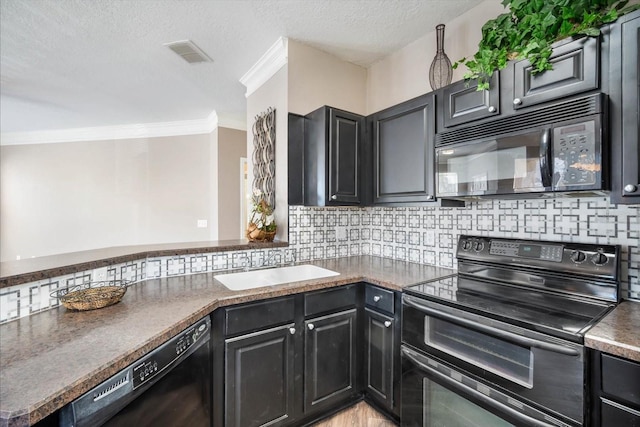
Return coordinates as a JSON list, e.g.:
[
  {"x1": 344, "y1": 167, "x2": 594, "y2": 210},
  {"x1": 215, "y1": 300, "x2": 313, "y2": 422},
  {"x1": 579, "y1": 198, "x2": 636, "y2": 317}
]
[
  {"x1": 585, "y1": 300, "x2": 640, "y2": 362},
  {"x1": 0, "y1": 240, "x2": 288, "y2": 288},
  {"x1": 0, "y1": 256, "x2": 455, "y2": 427}
]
